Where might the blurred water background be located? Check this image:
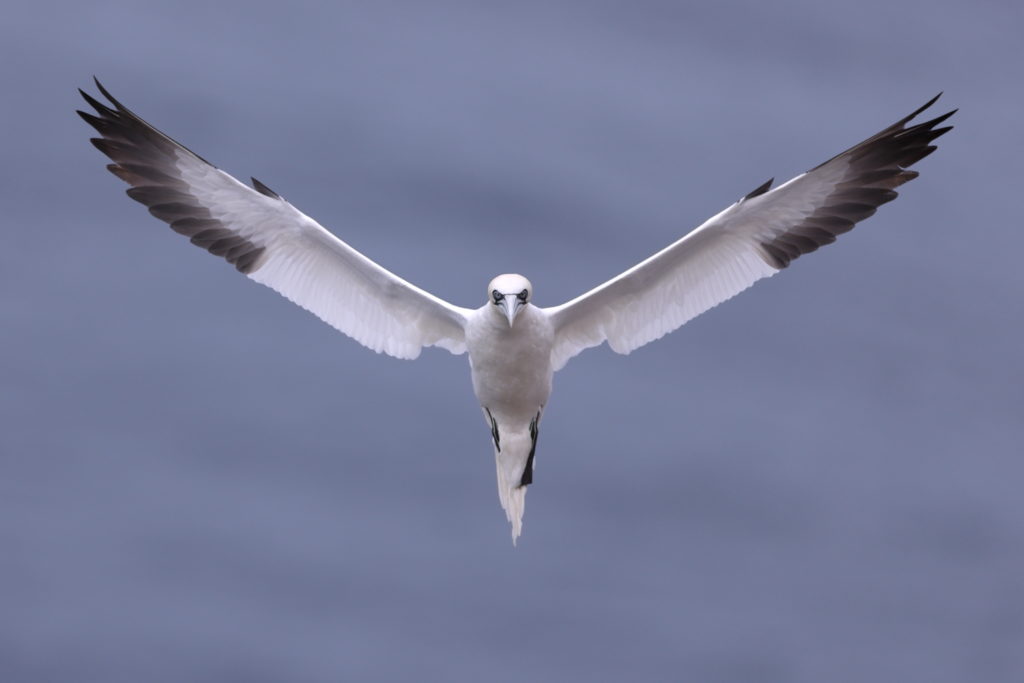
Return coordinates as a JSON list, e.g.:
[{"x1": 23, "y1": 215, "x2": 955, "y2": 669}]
[{"x1": 2, "y1": 1, "x2": 1022, "y2": 681}]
